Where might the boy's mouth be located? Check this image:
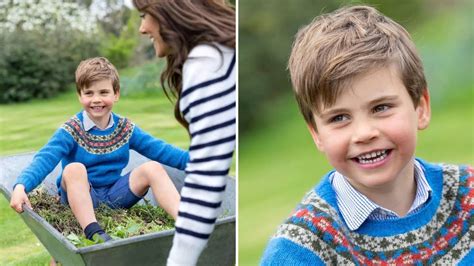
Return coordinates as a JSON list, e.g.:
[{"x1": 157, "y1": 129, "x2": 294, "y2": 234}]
[
  {"x1": 91, "y1": 106, "x2": 105, "y2": 112},
  {"x1": 353, "y1": 149, "x2": 392, "y2": 164}
]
